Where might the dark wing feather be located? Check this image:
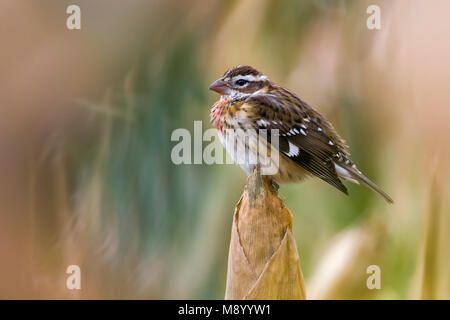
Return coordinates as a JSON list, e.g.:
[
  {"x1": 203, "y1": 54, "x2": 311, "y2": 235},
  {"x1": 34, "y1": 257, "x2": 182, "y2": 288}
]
[
  {"x1": 288, "y1": 150, "x2": 348, "y2": 194},
  {"x1": 244, "y1": 93, "x2": 348, "y2": 194}
]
